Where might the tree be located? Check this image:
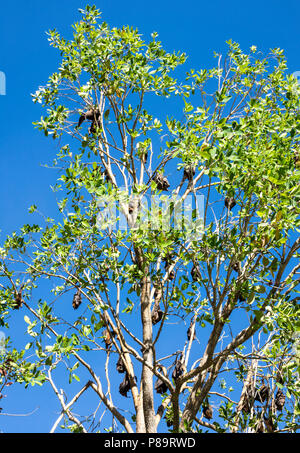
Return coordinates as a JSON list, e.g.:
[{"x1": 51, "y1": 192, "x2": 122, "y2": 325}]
[{"x1": 0, "y1": 5, "x2": 299, "y2": 433}]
